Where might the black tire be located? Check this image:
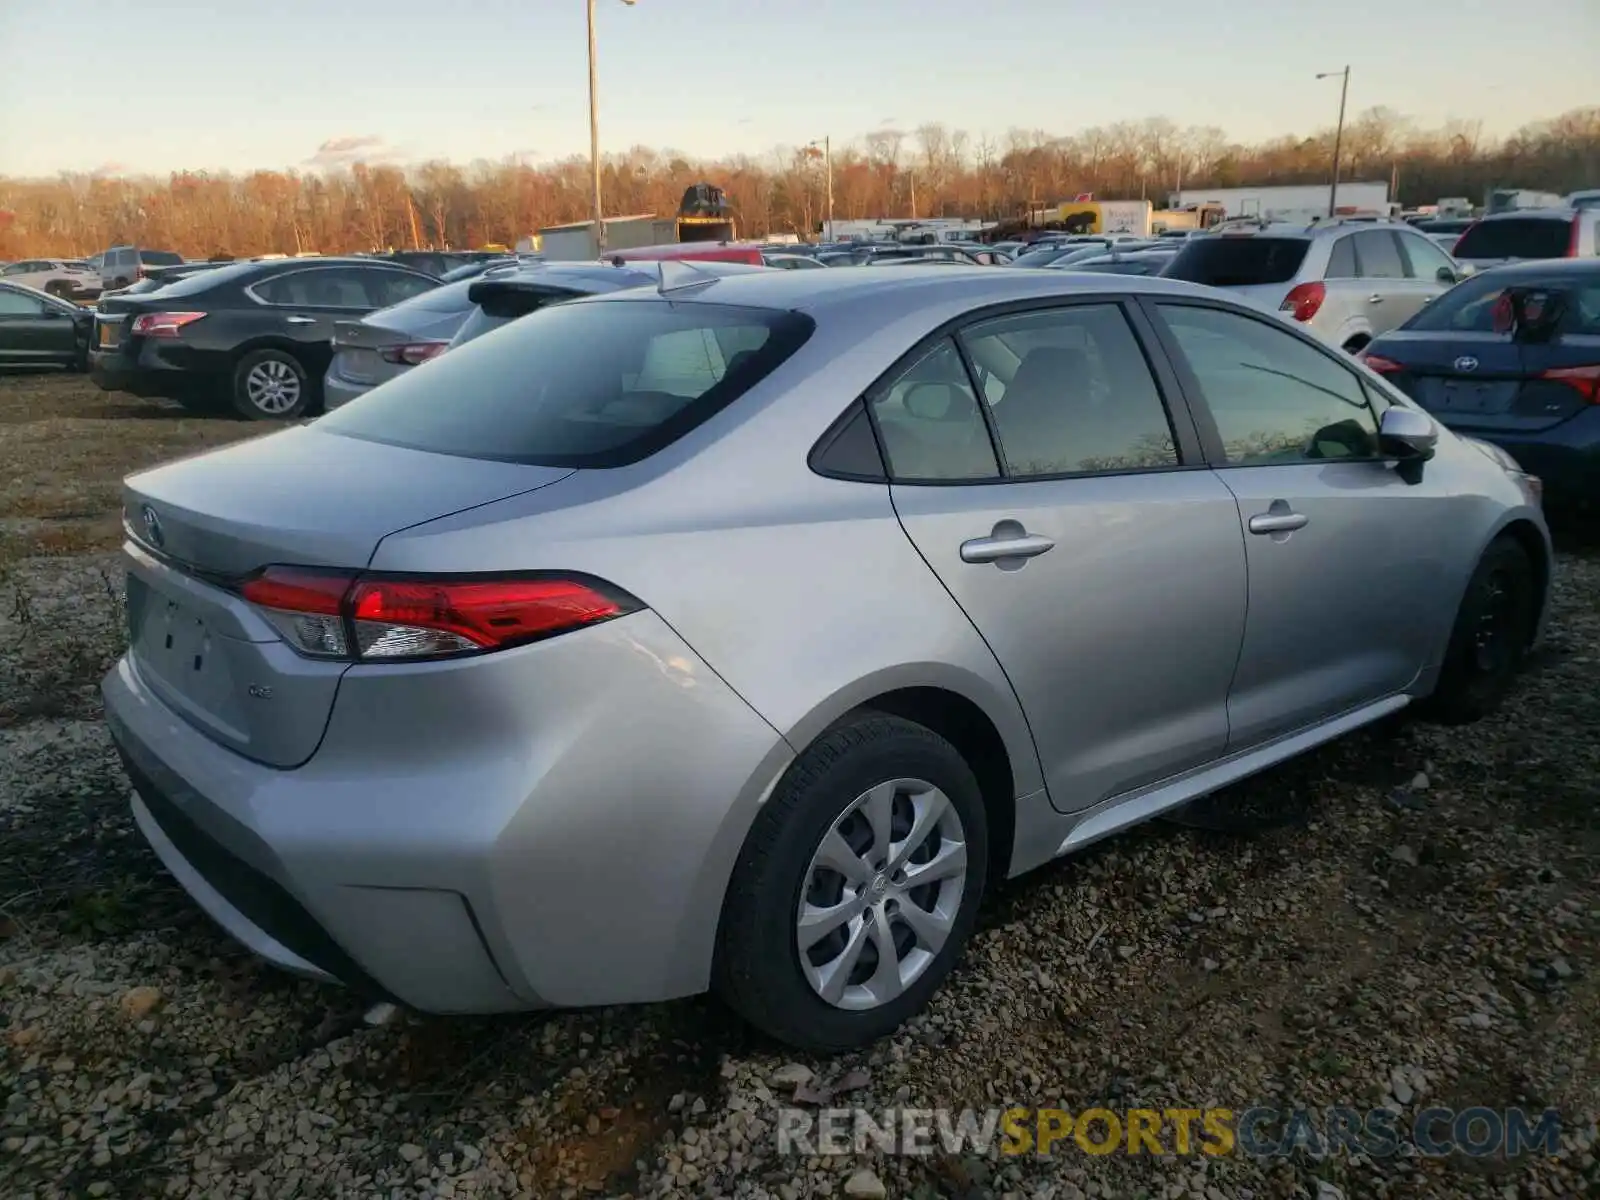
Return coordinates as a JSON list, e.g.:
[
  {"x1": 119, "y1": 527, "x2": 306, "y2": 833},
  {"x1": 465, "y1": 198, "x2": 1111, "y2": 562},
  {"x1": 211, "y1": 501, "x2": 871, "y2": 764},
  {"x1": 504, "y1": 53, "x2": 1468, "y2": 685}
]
[
  {"x1": 715, "y1": 713, "x2": 988, "y2": 1052},
  {"x1": 231, "y1": 348, "x2": 313, "y2": 420},
  {"x1": 1418, "y1": 536, "x2": 1535, "y2": 725},
  {"x1": 45, "y1": 280, "x2": 74, "y2": 299}
]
